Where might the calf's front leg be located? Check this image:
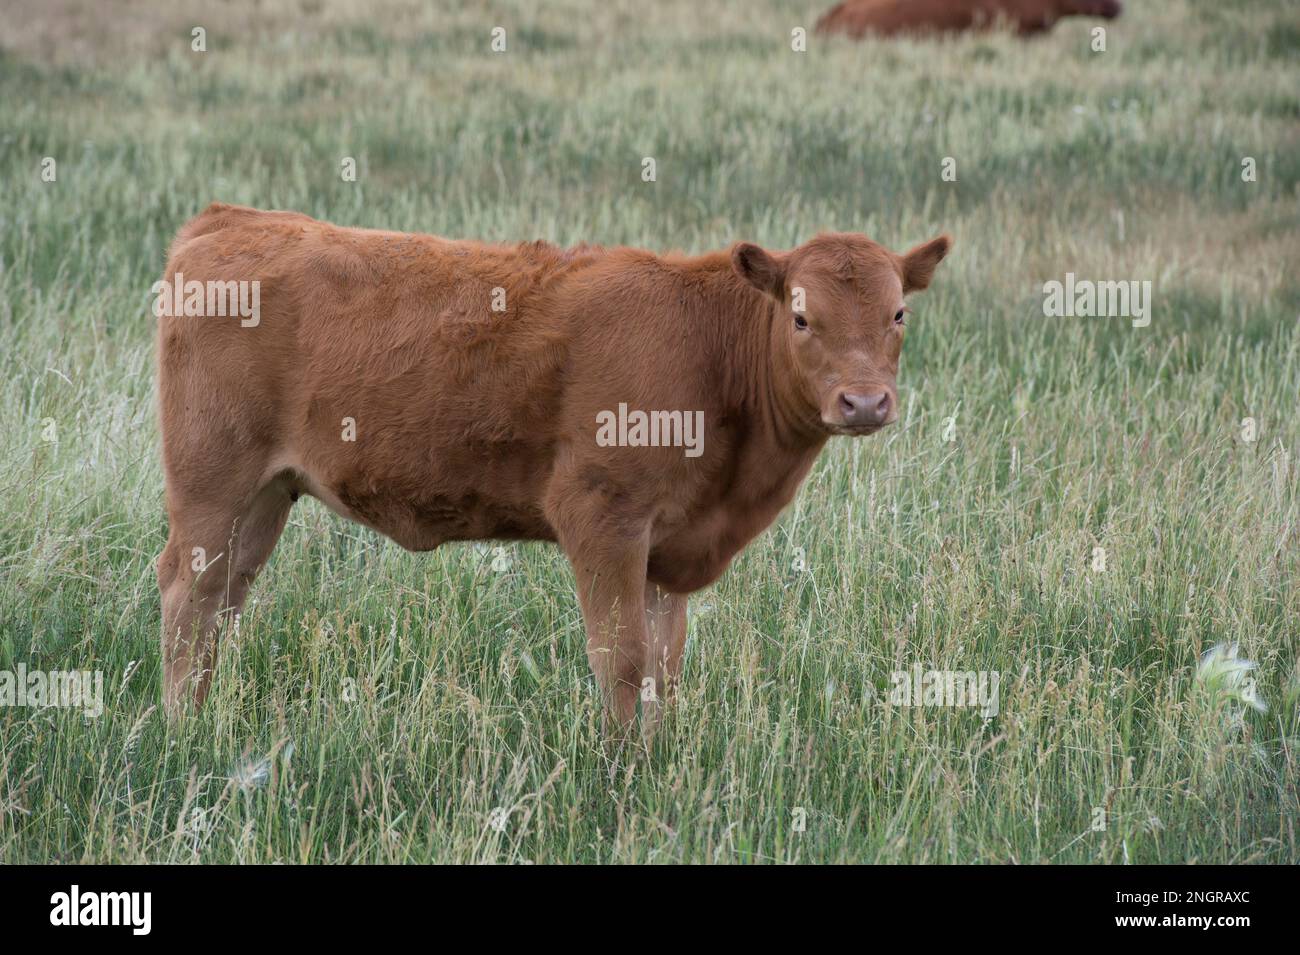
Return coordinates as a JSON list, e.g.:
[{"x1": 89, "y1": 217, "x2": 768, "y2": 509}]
[
  {"x1": 563, "y1": 532, "x2": 651, "y2": 738},
  {"x1": 641, "y1": 582, "x2": 688, "y2": 739}
]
